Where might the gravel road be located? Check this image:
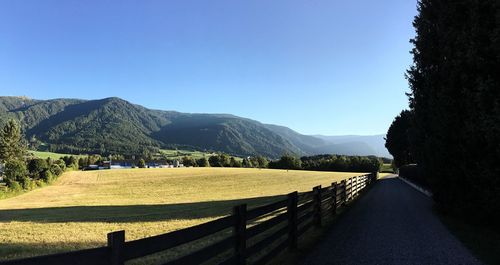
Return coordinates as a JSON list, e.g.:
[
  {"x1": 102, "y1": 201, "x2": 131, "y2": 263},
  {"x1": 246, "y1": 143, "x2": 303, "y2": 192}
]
[{"x1": 299, "y1": 176, "x2": 481, "y2": 265}]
